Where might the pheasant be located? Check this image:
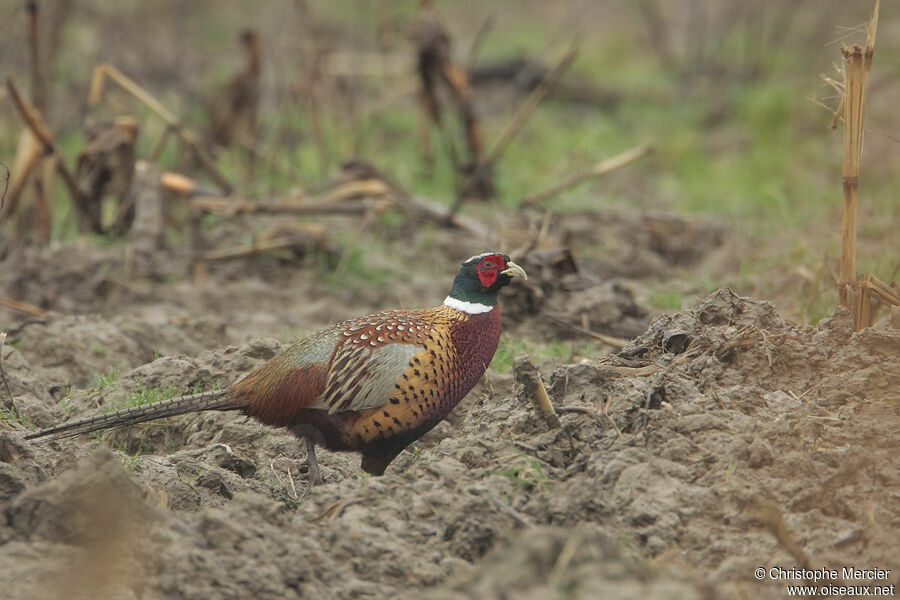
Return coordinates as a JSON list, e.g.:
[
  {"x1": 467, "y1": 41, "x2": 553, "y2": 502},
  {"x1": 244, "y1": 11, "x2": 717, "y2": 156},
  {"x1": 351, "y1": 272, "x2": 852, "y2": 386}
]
[{"x1": 25, "y1": 253, "x2": 526, "y2": 484}]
